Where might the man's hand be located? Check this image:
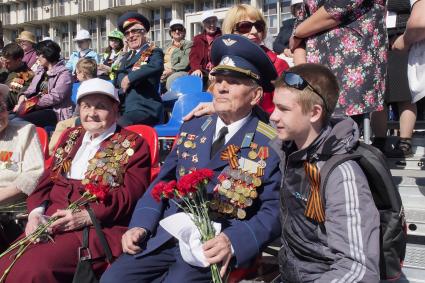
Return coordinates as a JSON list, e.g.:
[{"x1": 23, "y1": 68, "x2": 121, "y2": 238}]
[
  {"x1": 392, "y1": 34, "x2": 409, "y2": 52},
  {"x1": 121, "y1": 75, "x2": 131, "y2": 93},
  {"x1": 25, "y1": 211, "x2": 47, "y2": 237},
  {"x1": 49, "y1": 209, "x2": 92, "y2": 234},
  {"x1": 191, "y1": 69, "x2": 203, "y2": 77},
  {"x1": 289, "y1": 35, "x2": 304, "y2": 52},
  {"x1": 183, "y1": 102, "x2": 215, "y2": 121},
  {"x1": 122, "y1": 227, "x2": 147, "y2": 255},
  {"x1": 203, "y1": 233, "x2": 233, "y2": 277}
]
